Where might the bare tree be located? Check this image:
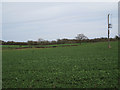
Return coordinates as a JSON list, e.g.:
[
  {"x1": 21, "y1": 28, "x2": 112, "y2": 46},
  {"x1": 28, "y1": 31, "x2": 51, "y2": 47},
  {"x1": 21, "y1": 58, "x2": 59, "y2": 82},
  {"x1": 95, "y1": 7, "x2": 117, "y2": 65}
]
[
  {"x1": 75, "y1": 34, "x2": 88, "y2": 40},
  {"x1": 38, "y1": 38, "x2": 44, "y2": 45}
]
